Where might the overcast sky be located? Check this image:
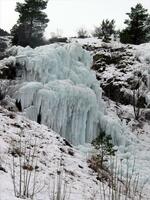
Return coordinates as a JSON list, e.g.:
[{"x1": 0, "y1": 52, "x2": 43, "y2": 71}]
[{"x1": 0, "y1": 0, "x2": 150, "y2": 37}]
